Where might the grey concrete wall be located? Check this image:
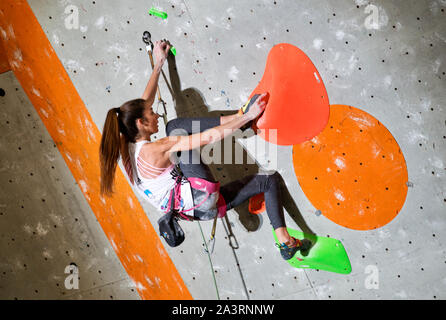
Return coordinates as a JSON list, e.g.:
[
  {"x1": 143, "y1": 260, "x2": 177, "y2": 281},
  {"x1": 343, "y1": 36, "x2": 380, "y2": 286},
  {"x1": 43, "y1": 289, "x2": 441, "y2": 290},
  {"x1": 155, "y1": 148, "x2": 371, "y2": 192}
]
[{"x1": 1, "y1": 0, "x2": 444, "y2": 299}]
